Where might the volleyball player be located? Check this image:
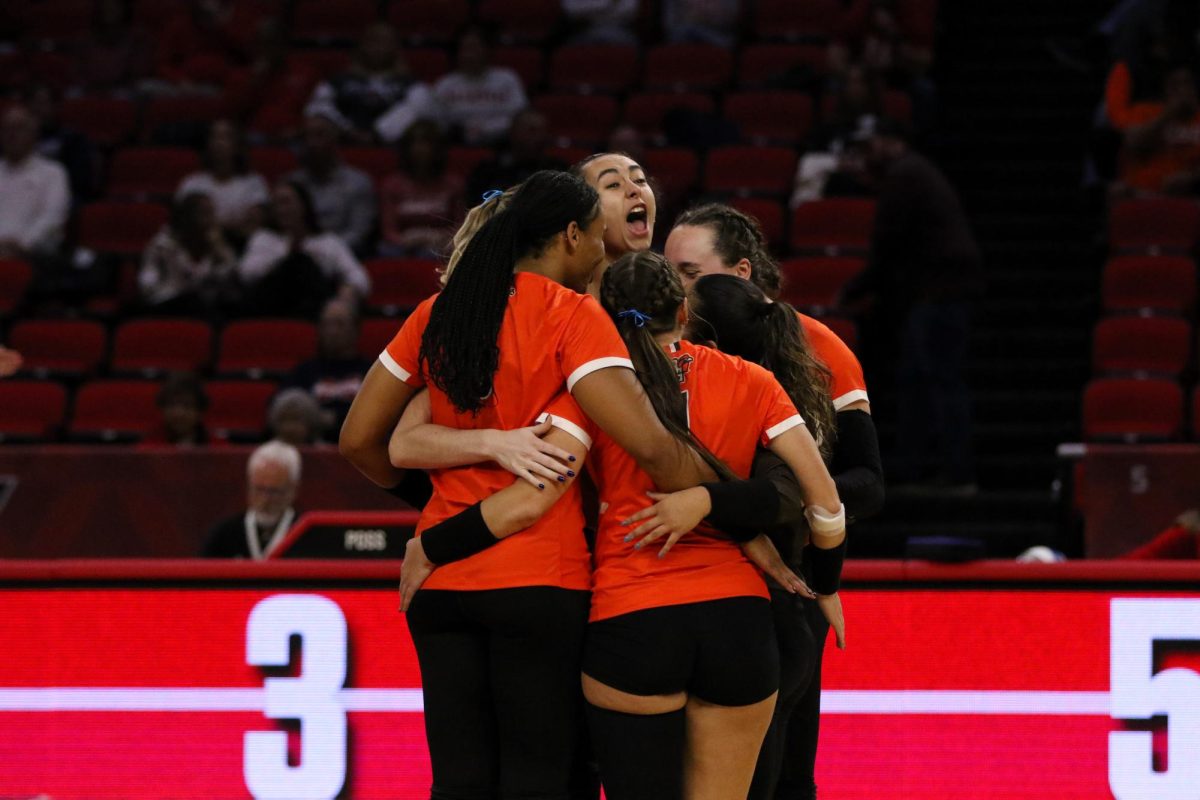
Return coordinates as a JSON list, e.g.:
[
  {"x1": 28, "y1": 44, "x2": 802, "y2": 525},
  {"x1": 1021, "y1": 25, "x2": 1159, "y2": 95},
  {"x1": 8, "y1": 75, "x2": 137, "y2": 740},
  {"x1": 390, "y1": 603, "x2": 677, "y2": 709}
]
[
  {"x1": 663, "y1": 203, "x2": 885, "y2": 800},
  {"x1": 403, "y1": 251, "x2": 843, "y2": 799},
  {"x1": 572, "y1": 152, "x2": 655, "y2": 298},
  {"x1": 340, "y1": 171, "x2": 730, "y2": 799}
]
